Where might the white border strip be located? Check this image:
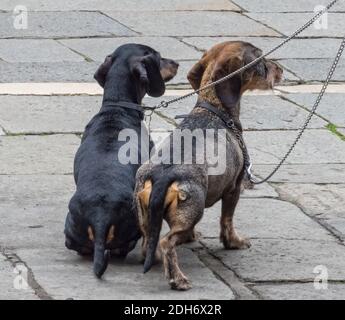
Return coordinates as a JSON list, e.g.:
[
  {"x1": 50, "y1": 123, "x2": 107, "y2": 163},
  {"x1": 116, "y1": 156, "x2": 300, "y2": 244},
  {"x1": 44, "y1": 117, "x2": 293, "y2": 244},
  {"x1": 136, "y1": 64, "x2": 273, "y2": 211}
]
[{"x1": 0, "y1": 83, "x2": 345, "y2": 96}]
